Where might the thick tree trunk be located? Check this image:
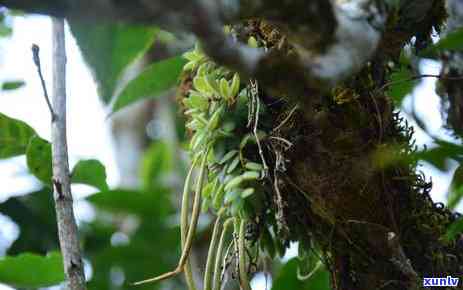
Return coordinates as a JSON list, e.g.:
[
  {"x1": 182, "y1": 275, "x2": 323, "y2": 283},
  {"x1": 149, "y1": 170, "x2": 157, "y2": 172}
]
[{"x1": 226, "y1": 14, "x2": 462, "y2": 289}]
